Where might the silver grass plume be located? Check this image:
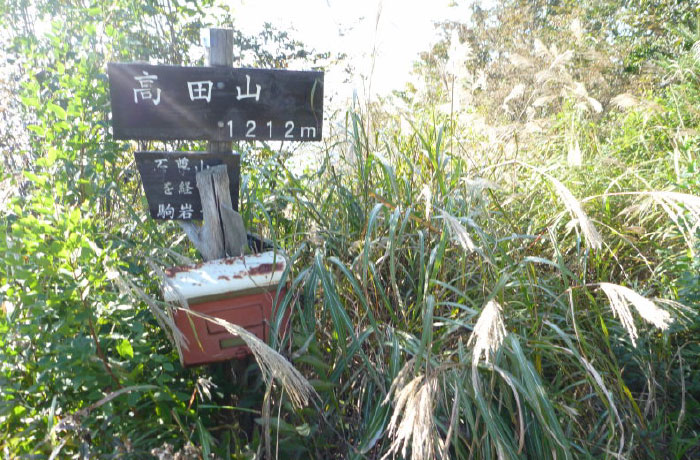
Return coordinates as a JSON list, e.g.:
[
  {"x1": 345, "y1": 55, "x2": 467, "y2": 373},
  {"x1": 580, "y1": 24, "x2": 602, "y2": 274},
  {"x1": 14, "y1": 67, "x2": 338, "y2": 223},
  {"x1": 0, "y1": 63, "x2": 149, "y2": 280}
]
[
  {"x1": 517, "y1": 162, "x2": 603, "y2": 250},
  {"x1": 509, "y1": 53, "x2": 534, "y2": 69},
  {"x1": 570, "y1": 18, "x2": 584, "y2": 42},
  {"x1": 610, "y1": 93, "x2": 640, "y2": 110},
  {"x1": 599, "y1": 283, "x2": 673, "y2": 347},
  {"x1": 568, "y1": 82, "x2": 602, "y2": 113},
  {"x1": 502, "y1": 83, "x2": 526, "y2": 113},
  {"x1": 383, "y1": 362, "x2": 438, "y2": 460},
  {"x1": 610, "y1": 93, "x2": 662, "y2": 112},
  {"x1": 568, "y1": 137, "x2": 582, "y2": 166},
  {"x1": 547, "y1": 174, "x2": 603, "y2": 250},
  {"x1": 549, "y1": 49, "x2": 574, "y2": 71},
  {"x1": 468, "y1": 300, "x2": 507, "y2": 366},
  {"x1": 645, "y1": 191, "x2": 700, "y2": 243},
  {"x1": 440, "y1": 210, "x2": 476, "y2": 253}
]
